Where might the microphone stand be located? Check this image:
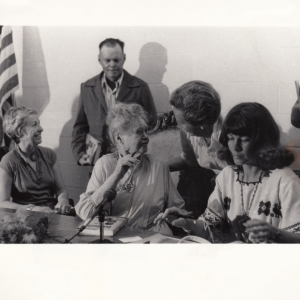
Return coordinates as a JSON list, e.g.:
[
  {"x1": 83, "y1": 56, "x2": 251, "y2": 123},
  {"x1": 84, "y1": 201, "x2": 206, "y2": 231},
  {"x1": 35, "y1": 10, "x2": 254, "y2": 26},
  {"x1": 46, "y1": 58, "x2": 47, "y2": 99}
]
[{"x1": 90, "y1": 206, "x2": 113, "y2": 244}]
